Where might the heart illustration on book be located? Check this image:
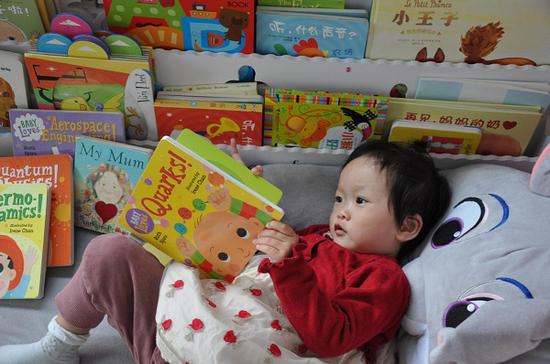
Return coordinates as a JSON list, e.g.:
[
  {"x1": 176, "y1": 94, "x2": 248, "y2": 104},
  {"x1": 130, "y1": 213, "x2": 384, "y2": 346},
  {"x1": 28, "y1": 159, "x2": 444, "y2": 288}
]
[
  {"x1": 95, "y1": 201, "x2": 118, "y2": 224},
  {"x1": 503, "y1": 121, "x2": 517, "y2": 130}
]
